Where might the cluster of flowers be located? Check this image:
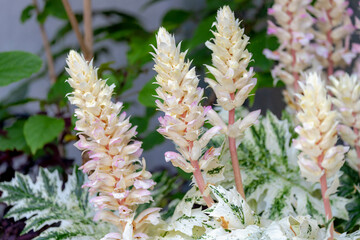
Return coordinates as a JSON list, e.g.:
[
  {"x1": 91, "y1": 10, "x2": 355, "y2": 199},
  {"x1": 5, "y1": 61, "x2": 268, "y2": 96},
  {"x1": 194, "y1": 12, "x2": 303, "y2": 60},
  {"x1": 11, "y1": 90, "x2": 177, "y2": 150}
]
[
  {"x1": 264, "y1": 1, "x2": 360, "y2": 239},
  {"x1": 66, "y1": 3, "x2": 360, "y2": 240},
  {"x1": 66, "y1": 51, "x2": 160, "y2": 240},
  {"x1": 66, "y1": 6, "x2": 261, "y2": 239},
  {"x1": 265, "y1": 0, "x2": 358, "y2": 111}
]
